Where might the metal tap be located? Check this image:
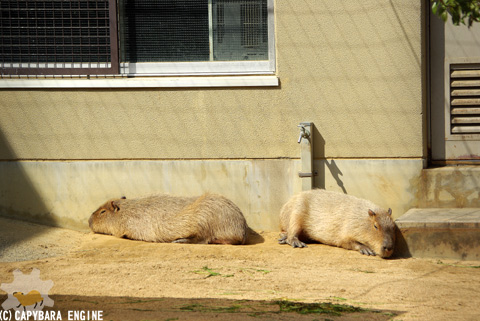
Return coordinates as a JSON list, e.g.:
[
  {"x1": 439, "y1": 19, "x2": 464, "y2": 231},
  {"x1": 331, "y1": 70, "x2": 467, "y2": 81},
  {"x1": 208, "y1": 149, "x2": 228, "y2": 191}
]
[{"x1": 298, "y1": 125, "x2": 310, "y2": 143}]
